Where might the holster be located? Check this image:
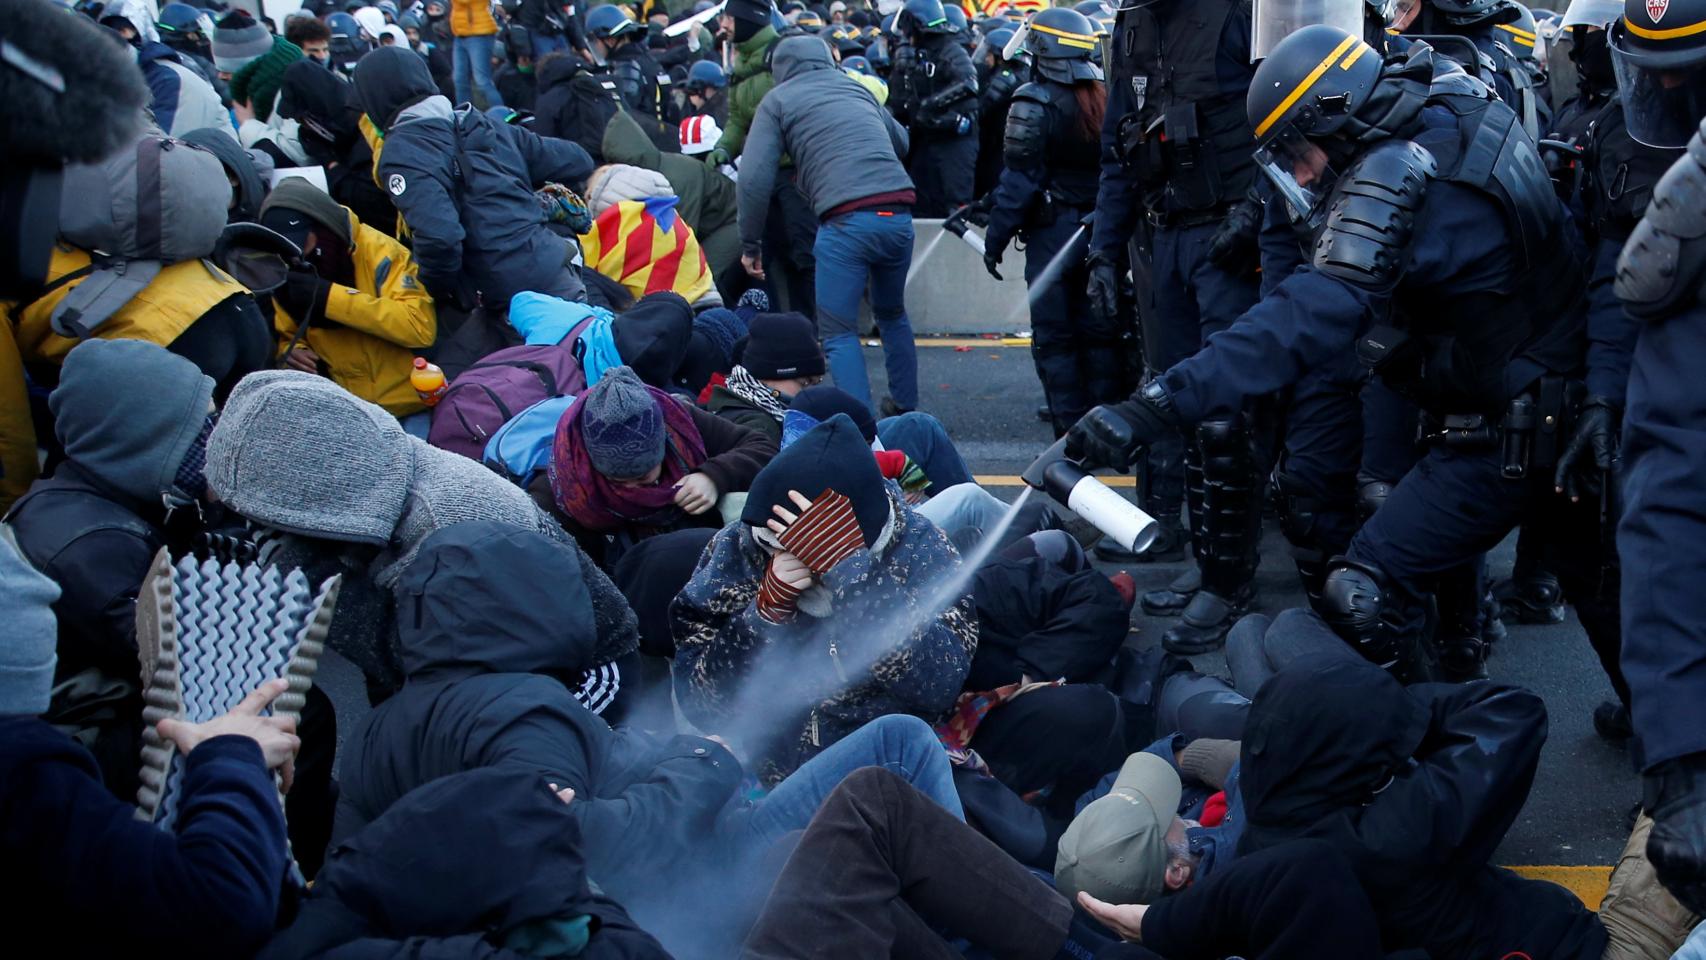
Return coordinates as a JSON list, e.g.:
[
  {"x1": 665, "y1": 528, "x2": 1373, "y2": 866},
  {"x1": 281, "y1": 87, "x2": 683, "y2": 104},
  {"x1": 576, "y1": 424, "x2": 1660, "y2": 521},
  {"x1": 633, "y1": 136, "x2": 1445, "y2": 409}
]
[{"x1": 1160, "y1": 104, "x2": 1224, "y2": 212}]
